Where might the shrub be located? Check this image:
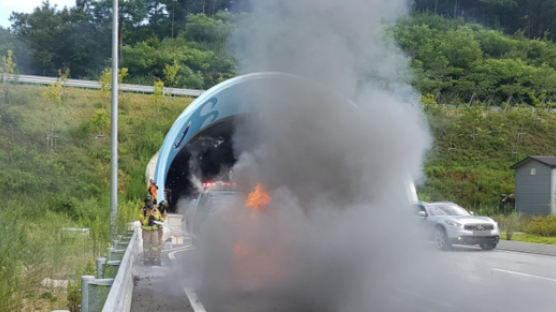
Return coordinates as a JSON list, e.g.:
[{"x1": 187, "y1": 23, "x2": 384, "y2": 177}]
[
  {"x1": 523, "y1": 216, "x2": 556, "y2": 237},
  {"x1": 494, "y1": 213, "x2": 522, "y2": 239},
  {"x1": 67, "y1": 259, "x2": 95, "y2": 312}
]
